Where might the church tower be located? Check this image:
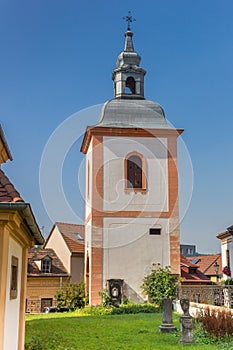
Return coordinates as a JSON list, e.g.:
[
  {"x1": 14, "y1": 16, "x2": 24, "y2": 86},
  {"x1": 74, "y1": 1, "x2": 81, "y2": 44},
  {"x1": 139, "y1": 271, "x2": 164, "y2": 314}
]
[{"x1": 81, "y1": 24, "x2": 183, "y2": 305}]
